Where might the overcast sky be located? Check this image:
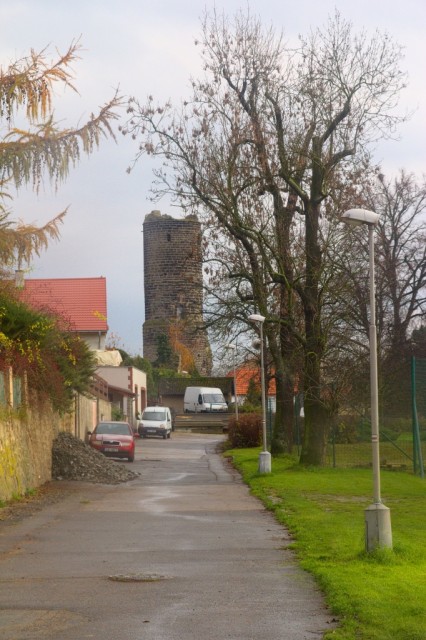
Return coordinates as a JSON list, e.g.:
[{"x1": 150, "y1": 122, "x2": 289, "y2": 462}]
[{"x1": 1, "y1": 0, "x2": 425, "y2": 356}]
